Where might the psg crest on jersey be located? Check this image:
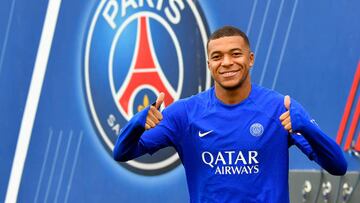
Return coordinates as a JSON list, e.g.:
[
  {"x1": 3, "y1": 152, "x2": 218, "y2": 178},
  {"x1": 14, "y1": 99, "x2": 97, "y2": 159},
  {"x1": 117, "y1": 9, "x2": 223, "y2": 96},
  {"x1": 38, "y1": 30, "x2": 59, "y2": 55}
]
[{"x1": 84, "y1": 0, "x2": 210, "y2": 175}]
